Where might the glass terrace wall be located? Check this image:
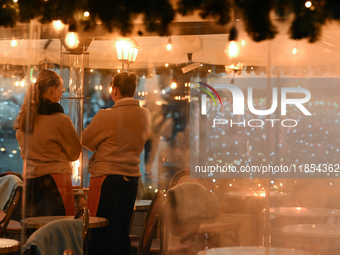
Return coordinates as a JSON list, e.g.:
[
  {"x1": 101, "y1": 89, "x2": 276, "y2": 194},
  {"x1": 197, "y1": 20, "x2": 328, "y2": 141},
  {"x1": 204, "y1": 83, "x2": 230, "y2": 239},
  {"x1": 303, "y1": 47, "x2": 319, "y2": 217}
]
[{"x1": 1, "y1": 18, "x2": 340, "y2": 254}]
